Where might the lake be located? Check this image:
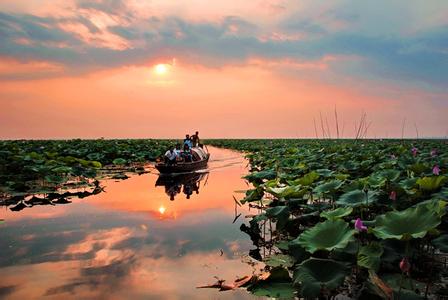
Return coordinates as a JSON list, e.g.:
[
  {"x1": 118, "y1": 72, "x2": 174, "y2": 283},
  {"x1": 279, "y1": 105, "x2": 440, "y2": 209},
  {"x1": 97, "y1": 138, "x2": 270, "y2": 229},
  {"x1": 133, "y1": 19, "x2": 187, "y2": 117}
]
[{"x1": 0, "y1": 147, "x2": 263, "y2": 299}]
